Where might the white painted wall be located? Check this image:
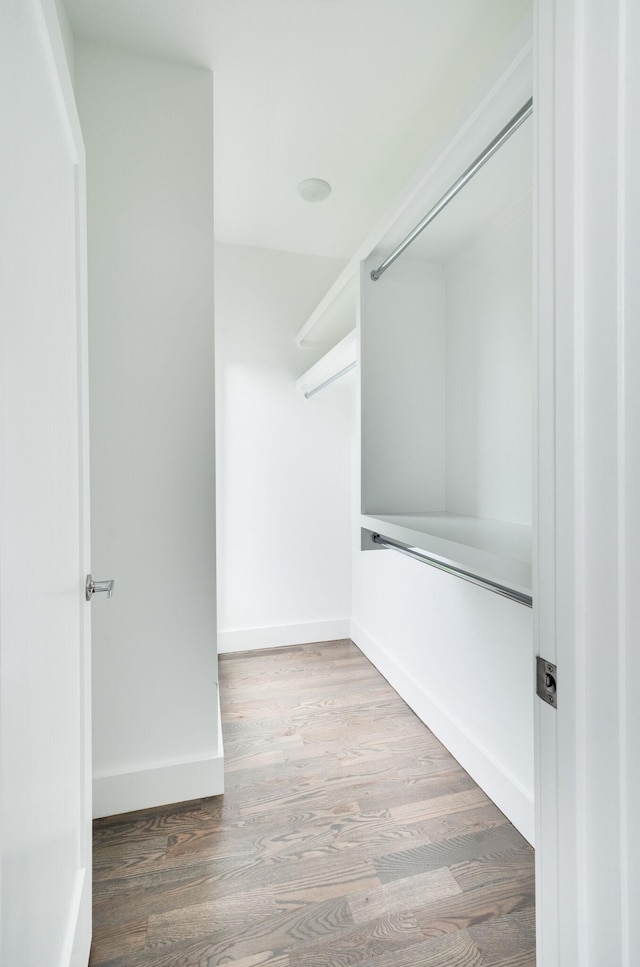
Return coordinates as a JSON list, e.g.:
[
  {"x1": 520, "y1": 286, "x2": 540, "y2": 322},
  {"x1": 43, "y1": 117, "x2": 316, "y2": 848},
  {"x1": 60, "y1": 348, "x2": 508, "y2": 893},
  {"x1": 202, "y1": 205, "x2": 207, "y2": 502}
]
[
  {"x1": 75, "y1": 43, "x2": 221, "y2": 817},
  {"x1": 215, "y1": 242, "x2": 353, "y2": 653},
  {"x1": 445, "y1": 199, "x2": 532, "y2": 524},
  {"x1": 361, "y1": 258, "x2": 446, "y2": 515}
]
